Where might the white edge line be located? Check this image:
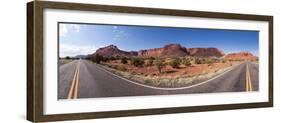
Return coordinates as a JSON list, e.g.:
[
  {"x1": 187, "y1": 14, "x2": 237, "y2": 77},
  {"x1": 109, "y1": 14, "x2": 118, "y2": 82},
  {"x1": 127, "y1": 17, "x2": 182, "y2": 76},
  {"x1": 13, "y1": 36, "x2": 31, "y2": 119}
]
[{"x1": 94, "y1": 62, "x2": 243, "y2": 91}]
